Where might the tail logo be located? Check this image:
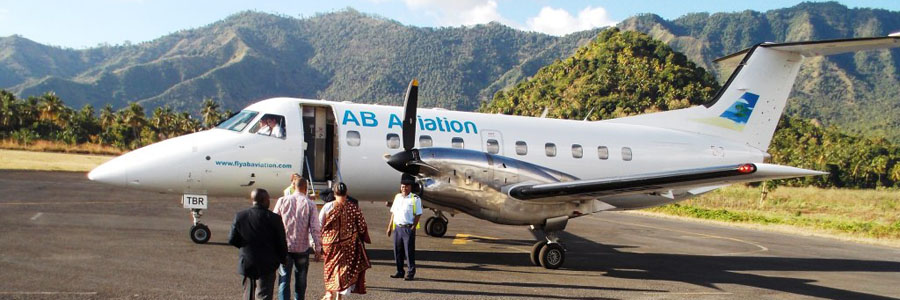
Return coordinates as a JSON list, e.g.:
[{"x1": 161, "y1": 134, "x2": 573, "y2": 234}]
[{"x1": 694, "y1": 92, "x2": 760, "y2": 131}]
